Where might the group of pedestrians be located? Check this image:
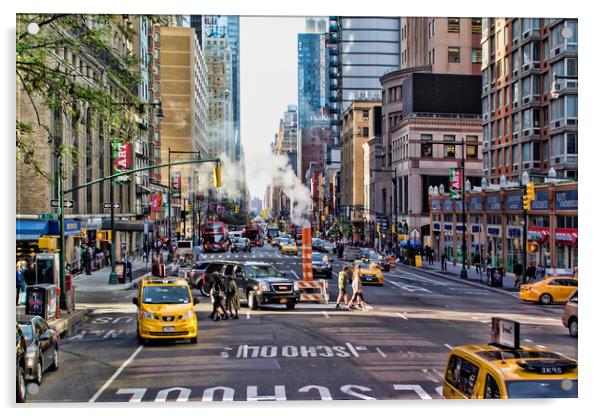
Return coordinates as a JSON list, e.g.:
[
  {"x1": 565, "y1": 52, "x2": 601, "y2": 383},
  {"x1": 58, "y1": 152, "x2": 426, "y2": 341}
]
[
  {"x1": 335, "y1": 265, "x2": 366, "y2": 311},
  {"x1": 208, "y1": 272, "x2": 240, "y2": 321}
]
